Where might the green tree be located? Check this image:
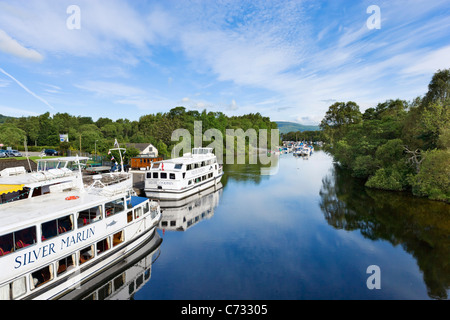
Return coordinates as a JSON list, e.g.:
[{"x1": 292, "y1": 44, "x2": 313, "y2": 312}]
[
  {"x1": 409, "y1": 149, "x2": 450, "y2": 201},
  {"x1": 0, "y1": 123, "x2": 26, "y2": 149},
  {"x1": 320, "y1": 101, "x2": 362, "y2": 143}
]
